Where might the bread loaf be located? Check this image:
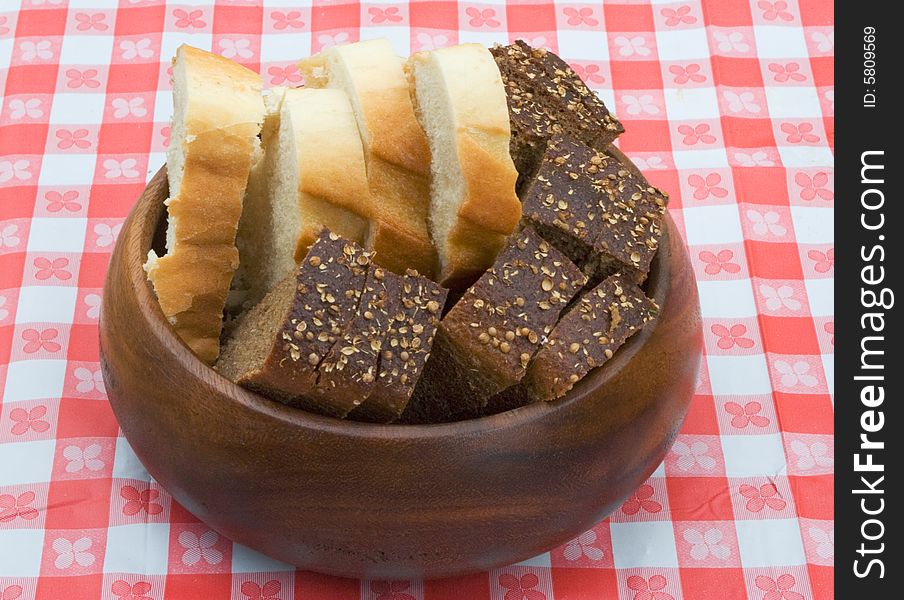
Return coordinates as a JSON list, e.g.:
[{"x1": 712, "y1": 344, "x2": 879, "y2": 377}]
[
  {"x1": 406, "y1": 43, "x2": 521, "y2": 290},
  {"x1": 491, "y1": 40, "x2": 624, "y2": 188},
  {"x1": 402, "y1": 226, "x2": 586, "y2": 423},
  {"x1": 233, "y1": 87, "x2": 373, "y2": 304},
  {"x1": 298, "y1": 39, "x2": 438, "y2": 278},
  {"x1": 487, "y1": 274, "x2": 658, "y2": 412},
  {"x1": 349, "y1": 270, "x2": 448, "y2": 422},
  {"x1": 144, "y1": 45, "x2": 264, "y2": 363},
  {"x1": 216, "y1": 230, "x2": 373, "y2": 413},
  {"x1": 520, "y1": 136, "x2": 667, "y2": 284}
]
